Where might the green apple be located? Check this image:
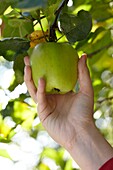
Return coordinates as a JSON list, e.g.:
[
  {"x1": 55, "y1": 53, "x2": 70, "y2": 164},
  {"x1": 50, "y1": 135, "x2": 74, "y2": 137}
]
[{"x1": 30, "y1": 42, "x2": 79, "y2": 94}]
